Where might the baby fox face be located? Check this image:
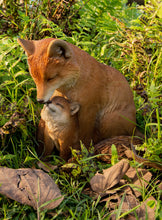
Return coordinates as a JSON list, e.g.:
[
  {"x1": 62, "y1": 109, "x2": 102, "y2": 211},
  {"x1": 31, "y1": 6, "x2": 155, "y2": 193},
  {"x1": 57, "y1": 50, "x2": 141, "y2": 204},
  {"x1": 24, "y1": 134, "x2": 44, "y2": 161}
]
[{"x1": 41, "y1": 96, "x2": 80, "y2": 127}]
